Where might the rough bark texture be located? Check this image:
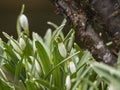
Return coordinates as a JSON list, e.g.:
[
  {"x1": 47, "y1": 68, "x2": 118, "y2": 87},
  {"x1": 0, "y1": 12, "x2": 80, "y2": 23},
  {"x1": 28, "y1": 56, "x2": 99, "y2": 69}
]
[
  {"x1": 49, "y1": 0, "x2": 118, "y2": 65},
  {"x1": 89, "y1": 0, "x2": 120, "y2": 52}
]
